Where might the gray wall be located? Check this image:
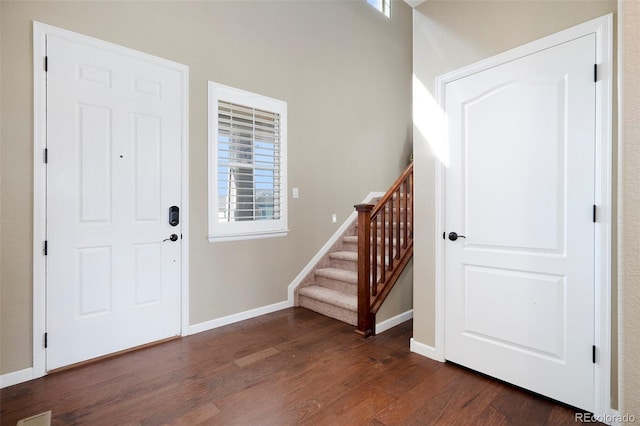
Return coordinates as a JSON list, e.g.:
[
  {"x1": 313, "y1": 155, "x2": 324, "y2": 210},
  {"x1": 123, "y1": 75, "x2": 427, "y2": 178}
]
[
  {"x1": 0, "y1": 0, "x2": 413, "y2": 375},
  {"x1": 411, "y1": 0, "x2": 620, "y2": 410}
]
